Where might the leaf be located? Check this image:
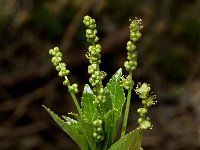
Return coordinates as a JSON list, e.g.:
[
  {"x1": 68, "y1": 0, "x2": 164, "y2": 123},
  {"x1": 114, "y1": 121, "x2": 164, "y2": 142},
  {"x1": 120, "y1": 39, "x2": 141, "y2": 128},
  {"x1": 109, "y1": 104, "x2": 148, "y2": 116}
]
[
  {"x1": 106, "y1": 68, "x2": 126, "y2": 140},
  {"x1": 43, "y1": 105, "x2": 89, "y2": 150},
  {"x1": 103, "y1": 109, "x2": 115, "y2": 150},
  {"x1": 80, "y1": 119, "x2": 98, "y2": 150},
  {"x1": 81, "y1": 84, "x2": 97, "y2": 122},
  {"x1": 108, "y1": 128, "x2": 142, "y2": 150},
  {"x1": 101, "y1": 89, "x2": 113, "y2": 114},
  {"x1": 67, "y1": 112, "x2": 79, "y2": 120}
]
